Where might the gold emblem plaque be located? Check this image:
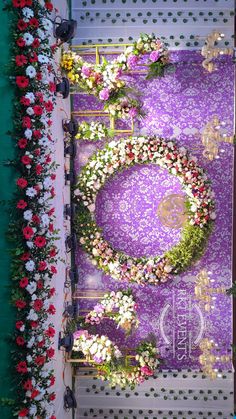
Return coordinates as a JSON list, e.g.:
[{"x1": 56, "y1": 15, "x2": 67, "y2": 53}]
[{"x1": 157, "y1": 194, "x2": 187, "y2": 229}]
